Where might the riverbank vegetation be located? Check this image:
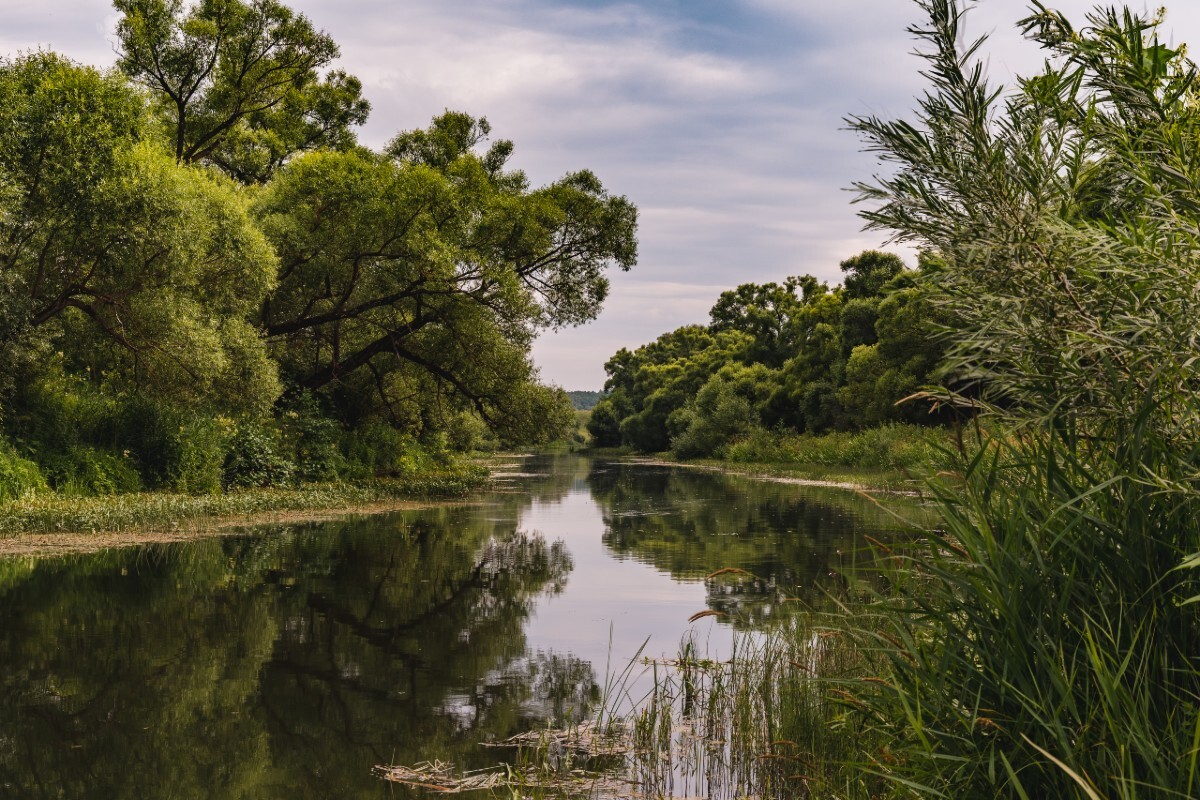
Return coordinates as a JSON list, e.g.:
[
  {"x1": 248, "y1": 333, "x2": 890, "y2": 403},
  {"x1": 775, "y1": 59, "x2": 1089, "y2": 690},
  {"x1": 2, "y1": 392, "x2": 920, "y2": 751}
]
[
  {"x1": 0, "y1": 464, "x2": 486, "y2": 539},
  {"x1": 846, "y1": 0, "x2": 1200, "y2": 794},
  {"x1": 0, "y1": 0, "x2": 636, "y2": 510},
  {"x1": 586, "y1": 250, "x2": 953, "y2": 468},
  {"x1": 614, "y1": 2, "x2": 1200, "y2": 798}
]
